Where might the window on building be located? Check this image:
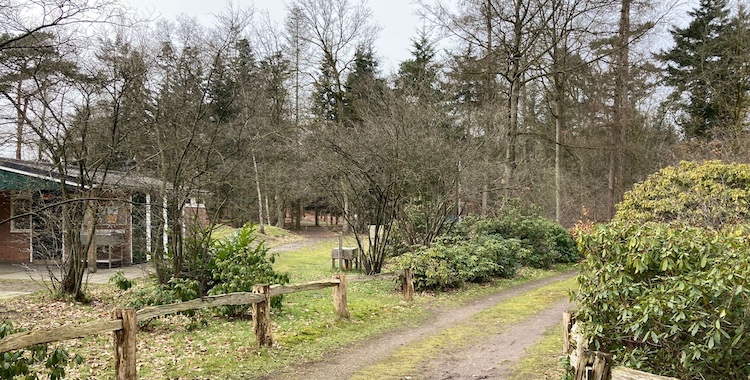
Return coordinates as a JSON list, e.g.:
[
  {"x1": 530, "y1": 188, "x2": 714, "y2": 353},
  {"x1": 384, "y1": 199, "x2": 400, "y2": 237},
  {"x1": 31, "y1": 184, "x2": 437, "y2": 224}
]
[{"x1": 11, "y1": 195, "x2": 32, "y2": 232}]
